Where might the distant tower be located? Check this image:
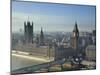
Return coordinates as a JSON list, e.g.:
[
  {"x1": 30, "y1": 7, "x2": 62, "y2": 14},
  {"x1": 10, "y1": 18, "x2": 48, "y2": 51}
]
[
  {"x1": 39, "y1": 27, "x2": 44, "y2": 45},
  {"x1": 71, "y1": 22, "x2": 79, "y2": 50},
  {"x1": 36, "y1": 35, "x2": 39, "y2": 44},
  {"x1": 24, "y1": 21, "x2": 33, "y2": 44}
]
